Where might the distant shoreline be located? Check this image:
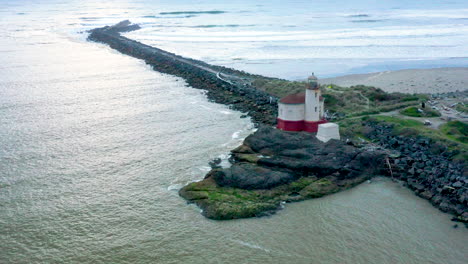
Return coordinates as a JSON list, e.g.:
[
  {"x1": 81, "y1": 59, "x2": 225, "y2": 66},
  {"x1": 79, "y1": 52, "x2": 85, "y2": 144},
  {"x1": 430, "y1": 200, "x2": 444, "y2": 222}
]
[{"x1": 320, "y1": 67, "x2": 468, "y2": 94}]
